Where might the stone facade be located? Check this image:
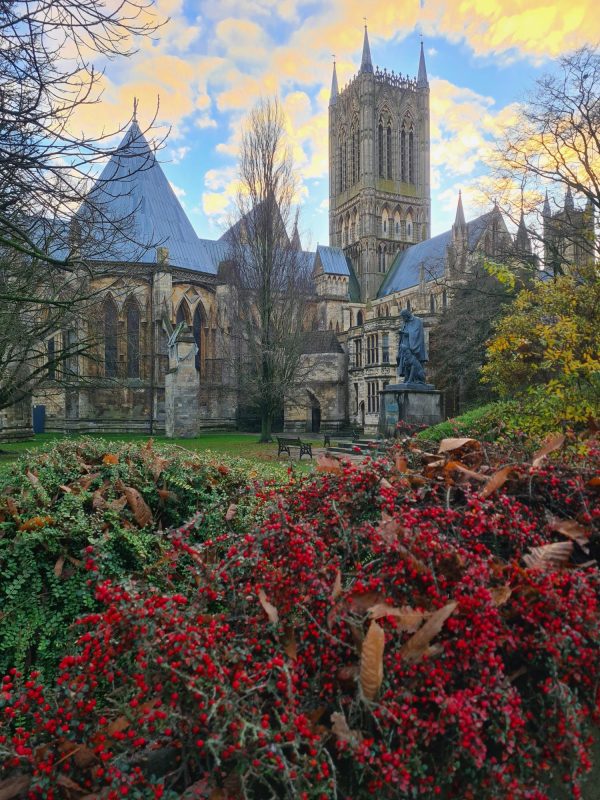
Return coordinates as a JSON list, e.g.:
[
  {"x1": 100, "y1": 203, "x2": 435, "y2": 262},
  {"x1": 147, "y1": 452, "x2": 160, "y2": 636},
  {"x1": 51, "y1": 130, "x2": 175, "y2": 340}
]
[{"x1": 164, "y1": 323, "x2": 200, "y2": 438}]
